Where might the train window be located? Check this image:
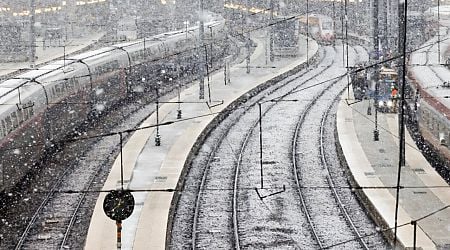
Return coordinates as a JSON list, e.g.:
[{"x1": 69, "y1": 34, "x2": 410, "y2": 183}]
[
  {"x1": 29, "y1": 106, "x2": 34, "y2": 116},
  {"x1": 10, "y1": 112, "x2": 18, "y2": 129},
  {"x1": 1, "y1": 120, "x2": 6, "y2": 136},
  {"x1": 23, "y1": 108, "x2": 29, "y2": 120},
  {"x1": 17, "y1": 109, "x2": 24, "y2": 124},
  {"x1": 130, "y1": 52, "x2": 138, "y2": 61},
  {"x1": 70, "y1": 78, "x2": 79, "y2": 88},
  {"x1": 5, "y1": 116, "x2": 12, "y2": 133},
  {"x1": 55, "y1": 85, "x2": 62, "y2": 96},
  {"x1": 64, "y1": 80, "x2": 72, "y2": 91}
]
